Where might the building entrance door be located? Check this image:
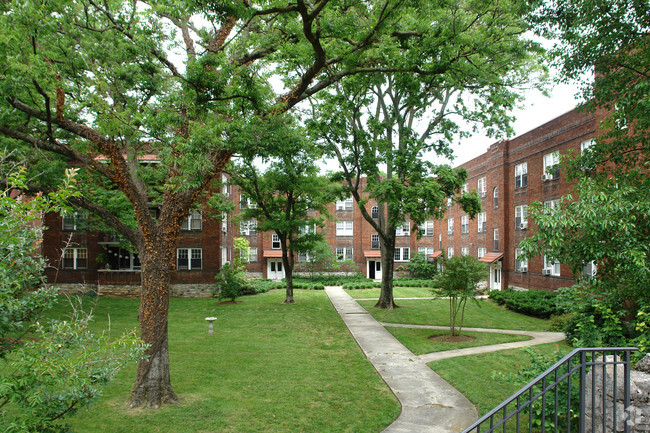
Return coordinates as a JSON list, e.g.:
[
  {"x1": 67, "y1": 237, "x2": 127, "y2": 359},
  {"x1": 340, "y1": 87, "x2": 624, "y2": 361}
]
[
  {"x1": 367, "y1": 260, "x2": 381, "y2": 280},
  {"x1": 489, "y1": 262, "x2": 502, "y2": 291},
  {"x1": 267, "y1": 259, "x2": 285, "y2": 280}
]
